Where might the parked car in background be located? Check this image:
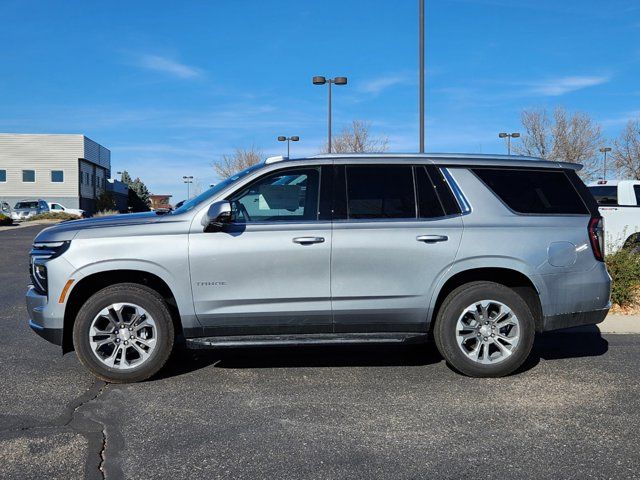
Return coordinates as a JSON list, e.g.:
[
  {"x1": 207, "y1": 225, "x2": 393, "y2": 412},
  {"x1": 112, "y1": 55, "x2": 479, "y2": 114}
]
[
  {"x1": 48, "y1": 202, "x2": 84, "y2": 218},
  {"x1": 11, "y1": 199, "x2": 49, "y2": 221},
  {"x1": 1, "y1": 201, "x2": 11, "y2": 215},
  {"x1": 26, "y1": 154, "x2": 610, "y2": 383},
  {"x1": 587, "y1": 179, "x2": 640, "y2": 253}
]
